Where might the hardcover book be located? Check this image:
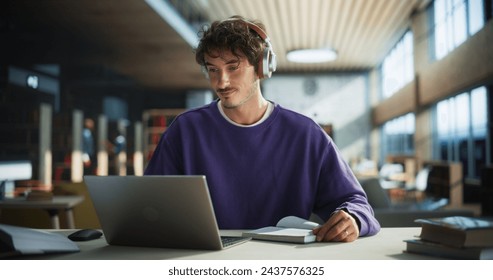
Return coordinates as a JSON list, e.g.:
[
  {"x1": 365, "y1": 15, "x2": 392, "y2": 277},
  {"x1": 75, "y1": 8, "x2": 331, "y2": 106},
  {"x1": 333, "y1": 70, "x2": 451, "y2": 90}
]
[
  {"x1": 405, "y1": 239, "x2": 493, "y2": 260},
  {"x1": 415, "y1": 216, "x2": 493, "y2": 248},
  {"x1": 242, "y1": 216, "x2": 320, "y2": 244}
]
